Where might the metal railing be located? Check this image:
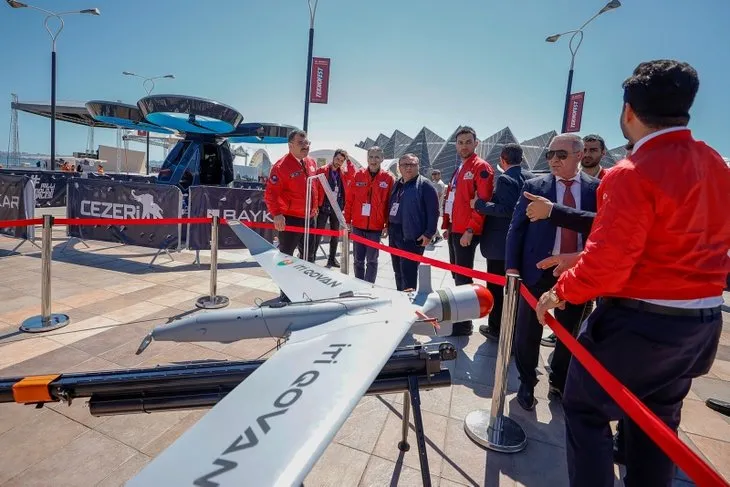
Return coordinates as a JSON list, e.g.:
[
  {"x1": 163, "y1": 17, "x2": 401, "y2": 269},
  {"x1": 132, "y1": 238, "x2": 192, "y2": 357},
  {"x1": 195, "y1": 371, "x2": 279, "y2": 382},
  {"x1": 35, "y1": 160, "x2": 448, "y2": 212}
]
[{"x1": 195, "y1": 215, "x2": 229, "y2": 309}]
